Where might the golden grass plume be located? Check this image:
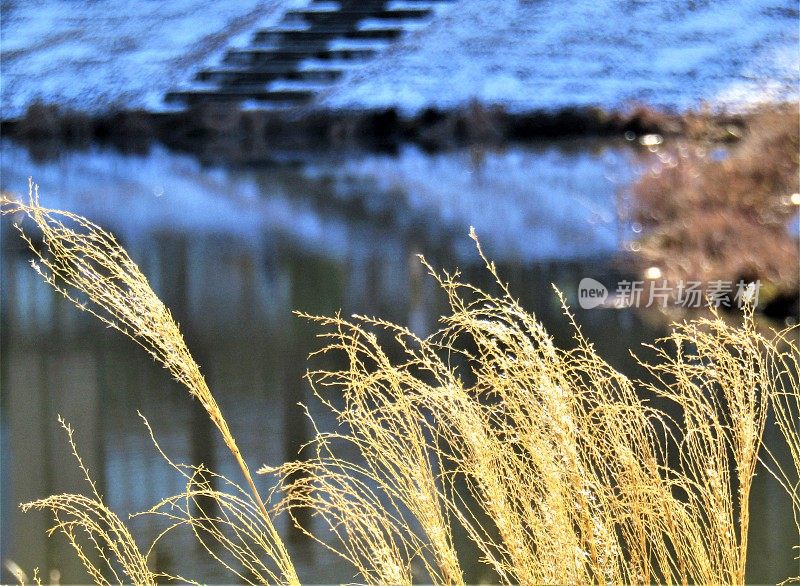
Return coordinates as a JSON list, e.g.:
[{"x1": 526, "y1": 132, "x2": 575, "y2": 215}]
[
  {"x1": 1, "y1": 183, "x2": 298, "y2": 585},
  {"x1": 263, "y1": 231, "x2": 799, "y2": 585}
]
